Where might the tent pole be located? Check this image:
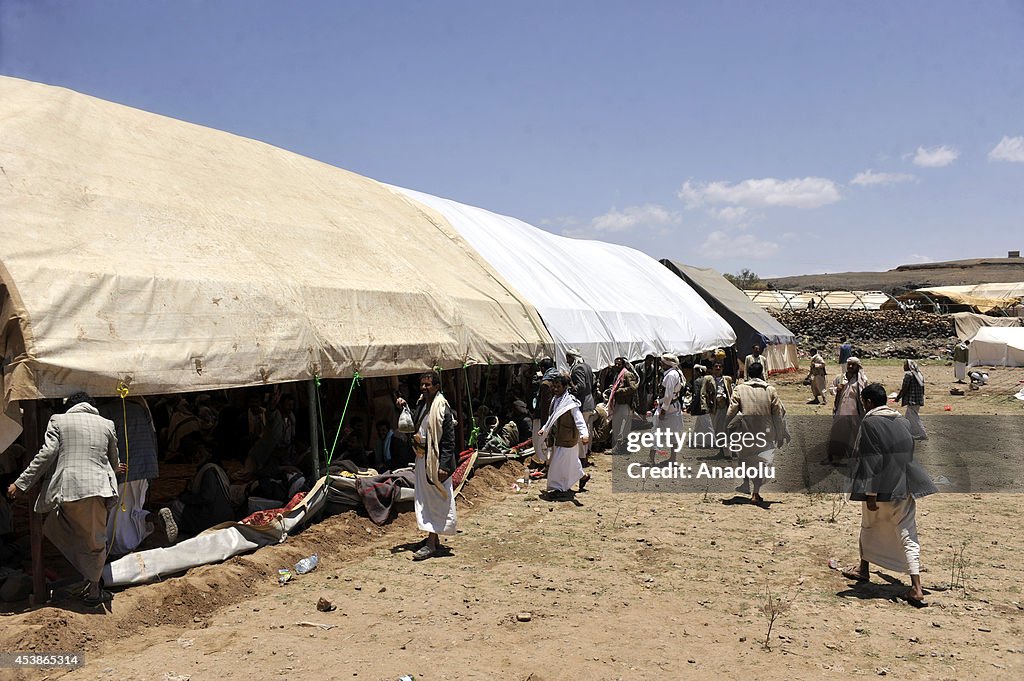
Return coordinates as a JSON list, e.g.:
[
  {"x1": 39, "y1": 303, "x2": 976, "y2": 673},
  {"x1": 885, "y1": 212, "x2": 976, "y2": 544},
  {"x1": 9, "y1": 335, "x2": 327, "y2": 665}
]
[
  {"x1": 307, "y1": 380, "x2": 320, "y2": 480},
  {"x1": 454, "y1": 371, "x2": 466, "y2": 451},
  {"x1": 22, "y1": 401, "x2": 47, "y2": 605}
]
